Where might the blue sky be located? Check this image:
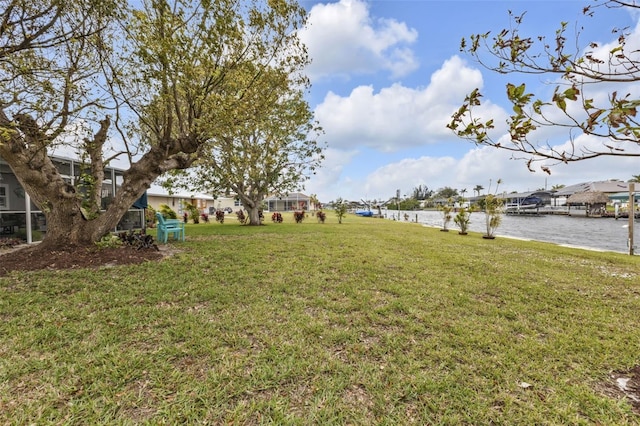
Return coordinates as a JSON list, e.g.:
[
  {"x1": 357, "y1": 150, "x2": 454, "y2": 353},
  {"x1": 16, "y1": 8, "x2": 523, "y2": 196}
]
[{"x1": 296, "y1": 0, "x2": 640, "y2": 203}]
